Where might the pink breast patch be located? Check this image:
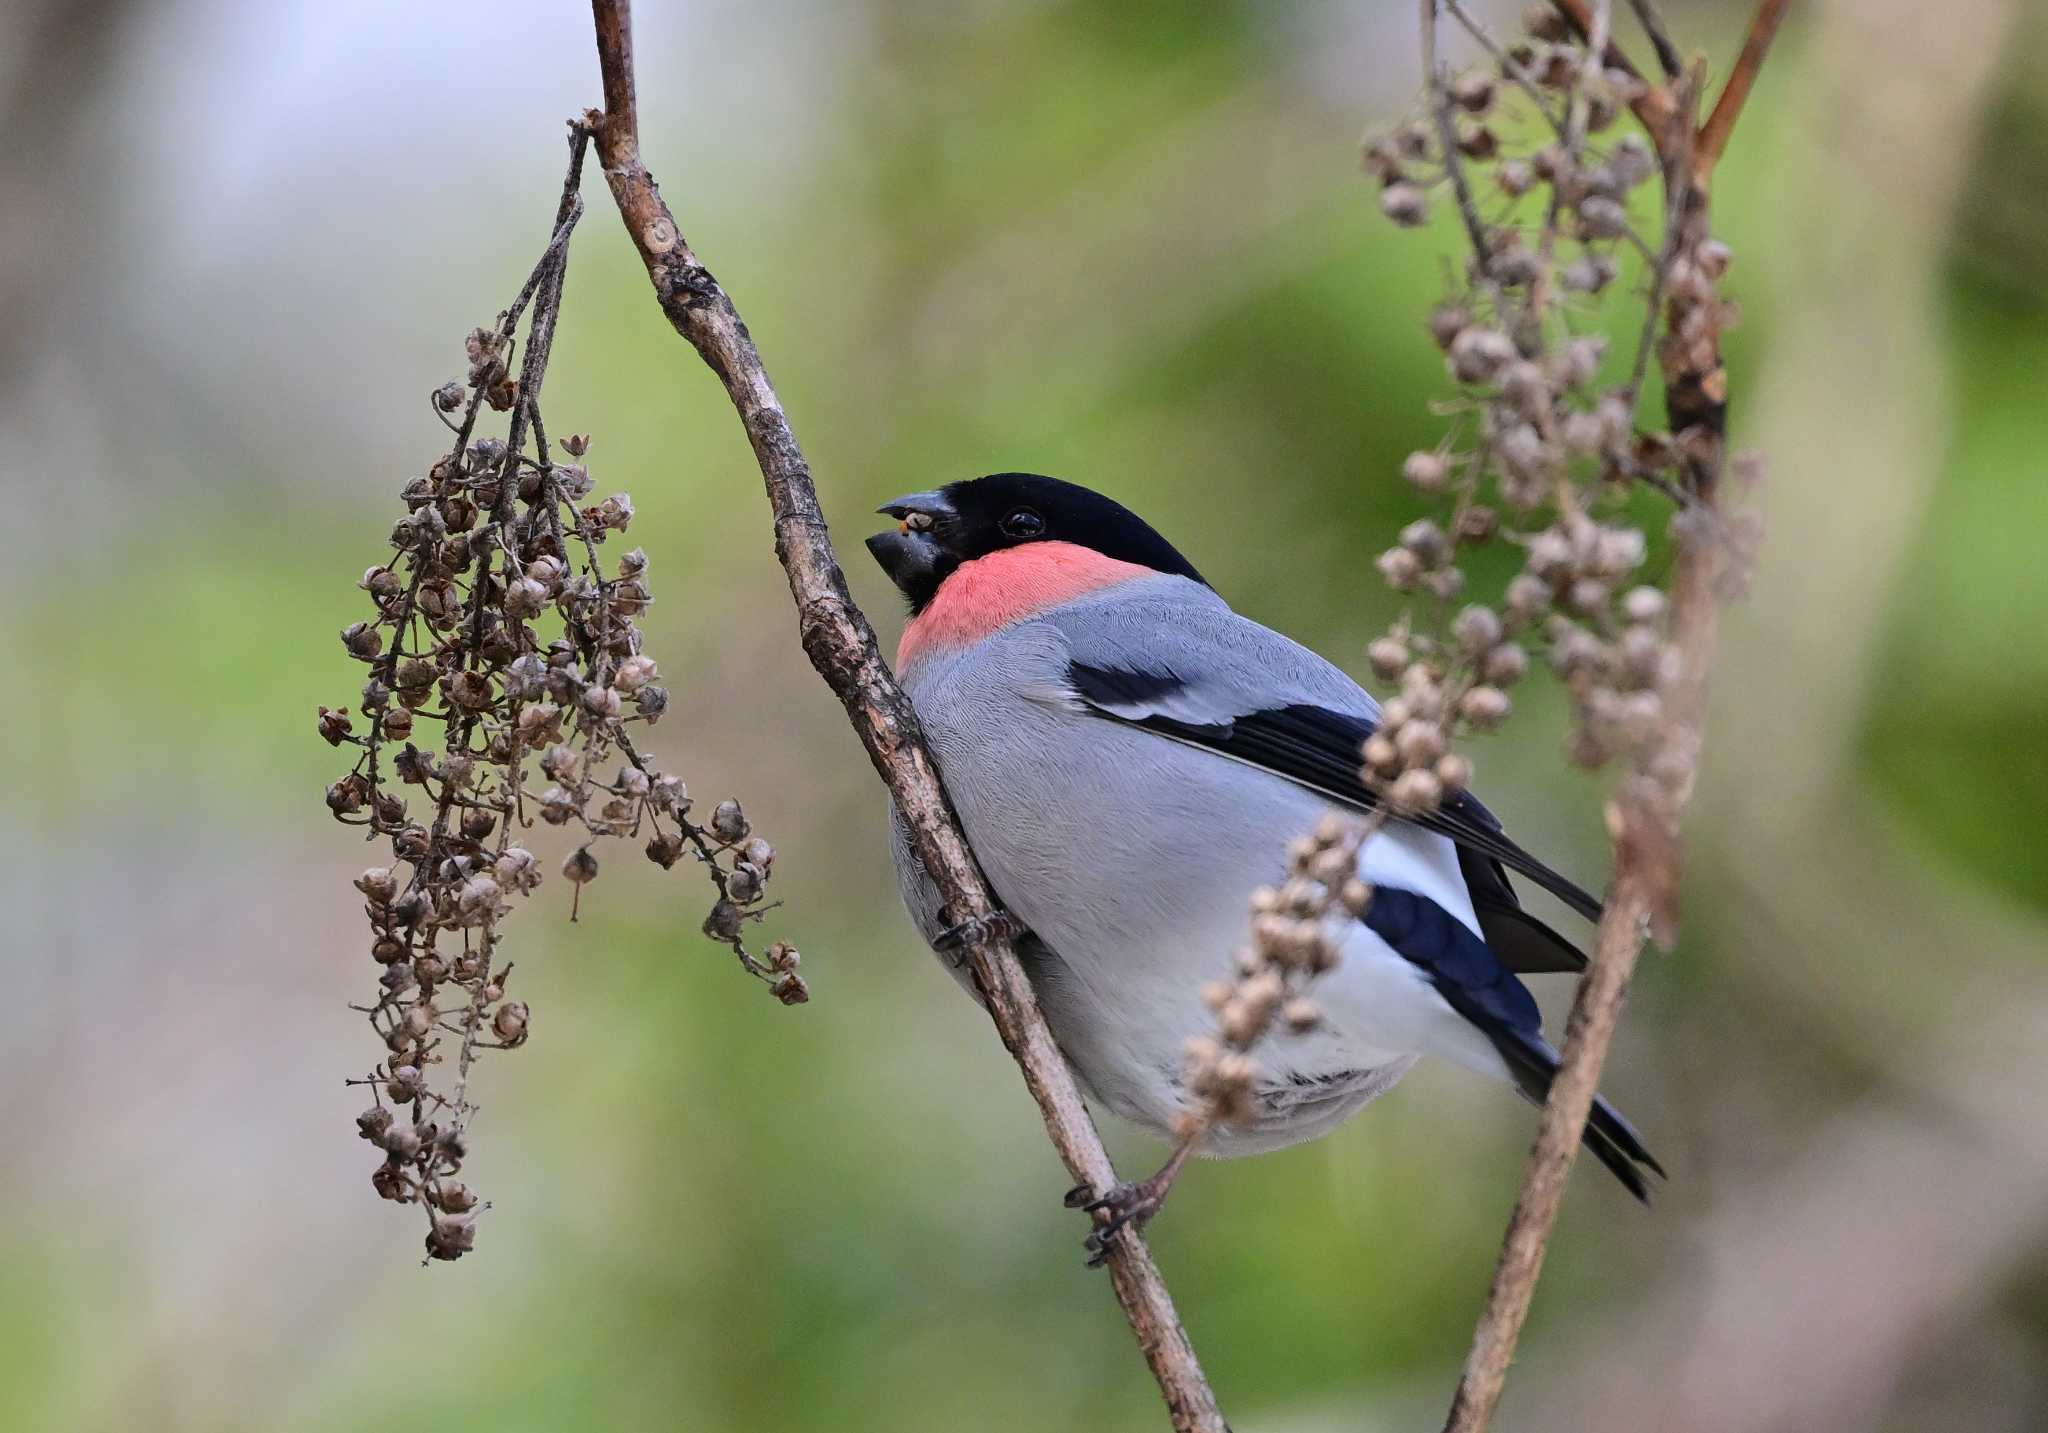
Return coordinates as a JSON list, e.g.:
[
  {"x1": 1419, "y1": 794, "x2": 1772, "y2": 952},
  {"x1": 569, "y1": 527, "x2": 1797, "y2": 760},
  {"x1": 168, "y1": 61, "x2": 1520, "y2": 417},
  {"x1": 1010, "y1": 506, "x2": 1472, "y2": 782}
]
[{"x1": 897, "y1": 541, "x2": 1153, "y2": 670}]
